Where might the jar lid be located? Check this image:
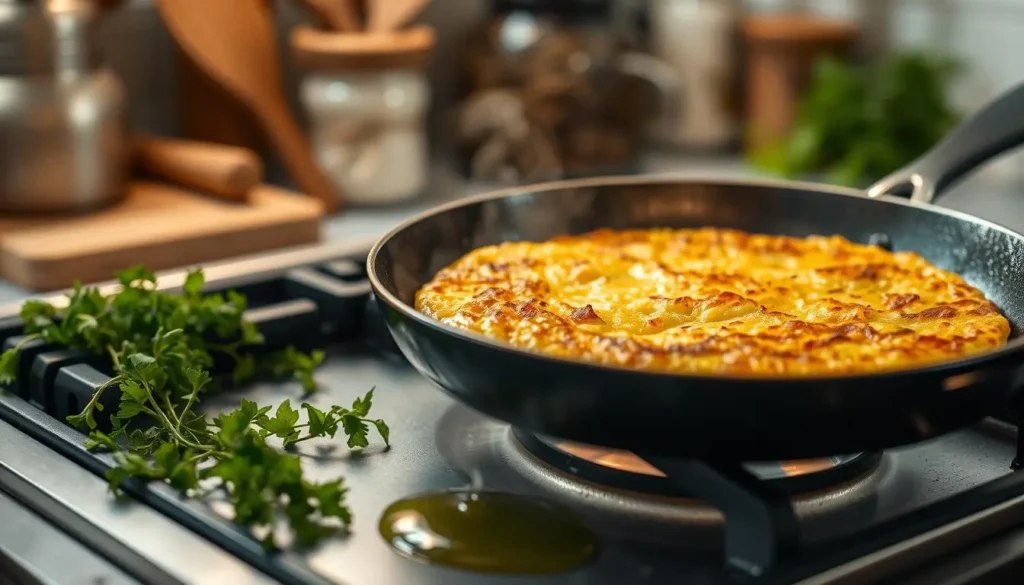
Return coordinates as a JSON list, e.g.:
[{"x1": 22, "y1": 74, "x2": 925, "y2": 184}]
[
  {"x1": 743, "y1": 14, "x2": 859, "y2": 44},
  {"x1": 291, "y1": 25, "x2": 435, "y2": 71}
]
